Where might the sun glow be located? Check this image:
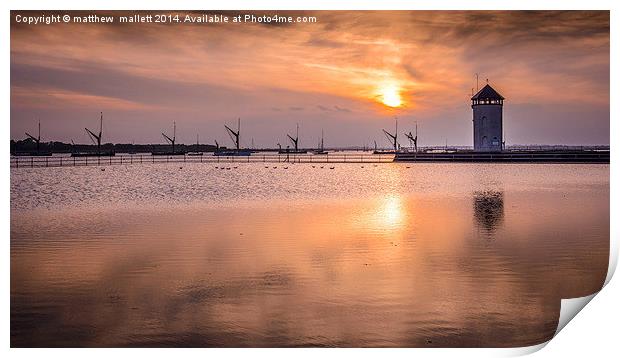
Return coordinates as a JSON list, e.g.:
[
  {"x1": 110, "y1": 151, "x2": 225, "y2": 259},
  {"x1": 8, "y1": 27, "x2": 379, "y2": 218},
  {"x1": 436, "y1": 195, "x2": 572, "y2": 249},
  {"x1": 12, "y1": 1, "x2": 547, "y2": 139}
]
[{"x1": 379, "y1": 84, "x2": 403, "y2": 108}]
